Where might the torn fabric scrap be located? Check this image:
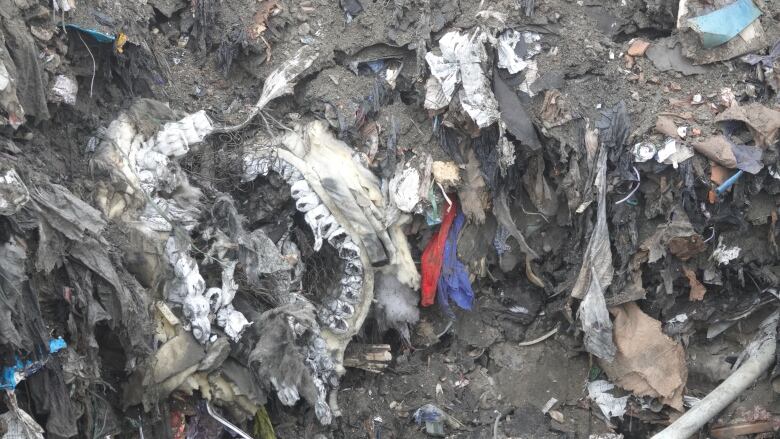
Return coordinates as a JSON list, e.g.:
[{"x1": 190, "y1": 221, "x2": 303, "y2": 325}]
[
  {"x1": 571, "y1": 149, "x2": 613, "y2": 301},
  {"x1": 579, "y1": 267, "x2": 616, "y2": 361},
  {"x1": 421, "y1": 200, "x2": 458, "y2": 307},
  {"x1": 436, "y1": 208, "x2": 474, "y2": 315}
]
